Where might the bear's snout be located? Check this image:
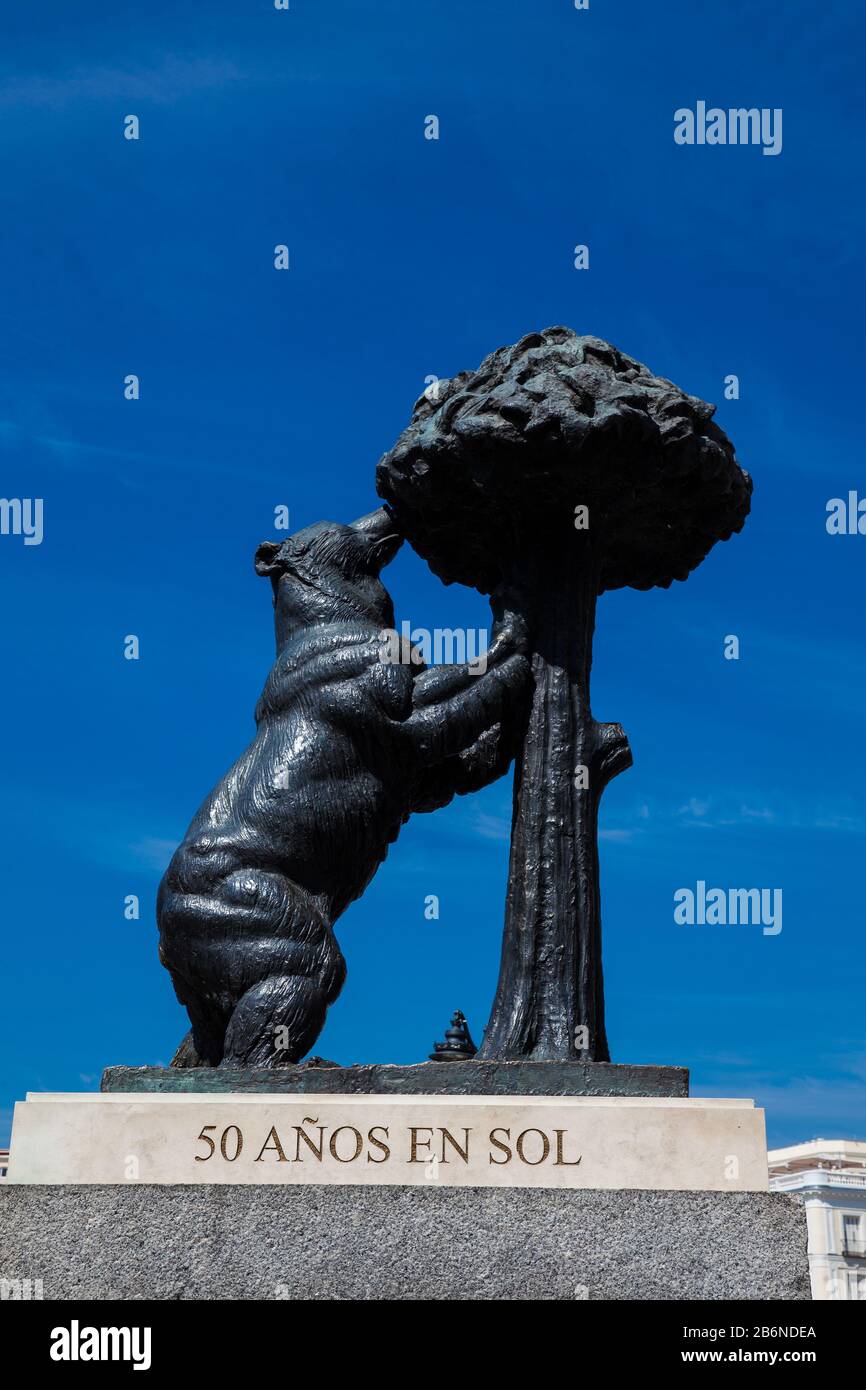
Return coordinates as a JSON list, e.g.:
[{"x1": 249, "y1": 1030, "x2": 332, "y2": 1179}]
[{"x1": 350, "y1": 507, "x2": 403, "y2": 571}]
